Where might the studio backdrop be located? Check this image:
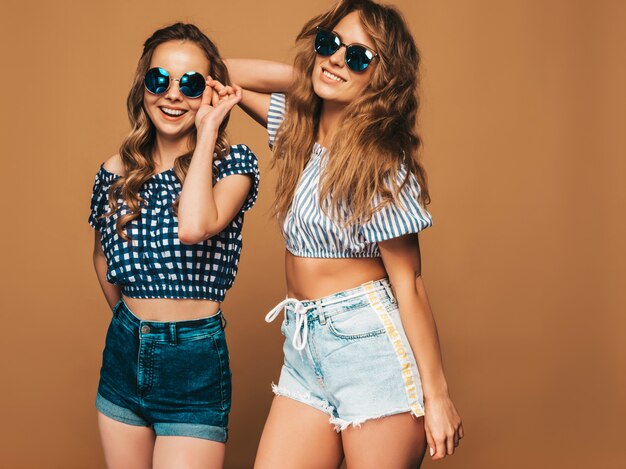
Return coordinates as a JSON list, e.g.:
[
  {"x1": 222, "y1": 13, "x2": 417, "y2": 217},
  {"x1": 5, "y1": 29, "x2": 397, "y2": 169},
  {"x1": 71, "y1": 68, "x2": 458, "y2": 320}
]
[{"x1": 0, "y1": 0, "x2": 624, "y2": 468}]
